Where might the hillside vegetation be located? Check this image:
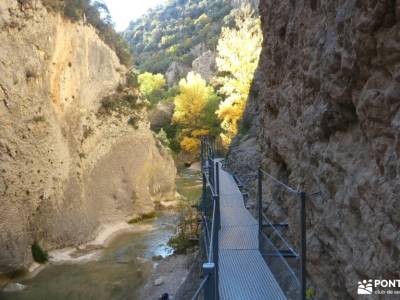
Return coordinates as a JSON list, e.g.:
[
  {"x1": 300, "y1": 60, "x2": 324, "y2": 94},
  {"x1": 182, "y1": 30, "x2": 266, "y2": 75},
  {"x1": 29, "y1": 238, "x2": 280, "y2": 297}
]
[
  {"x1": 124, "y1": 0, "x2": 233, "y2": 73},
  {"x1": 126, "y1": 3, "x2": 262, "y2": 154}
]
